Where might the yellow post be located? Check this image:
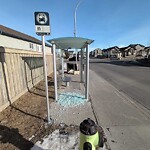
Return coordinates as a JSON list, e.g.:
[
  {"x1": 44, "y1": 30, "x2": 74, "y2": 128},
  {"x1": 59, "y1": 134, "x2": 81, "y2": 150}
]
[{"x1": 79, "y1": 118, "x2": 100, "y2": 150}]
